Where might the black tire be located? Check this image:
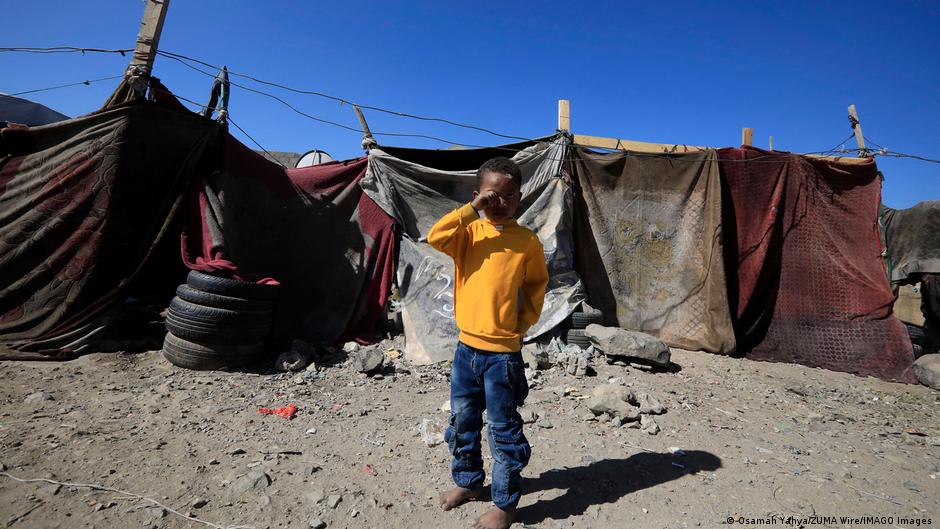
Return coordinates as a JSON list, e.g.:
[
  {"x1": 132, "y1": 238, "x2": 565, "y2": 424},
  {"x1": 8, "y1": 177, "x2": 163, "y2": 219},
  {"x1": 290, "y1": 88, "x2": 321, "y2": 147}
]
[
  {"x1": 564, "y1": 328, "x2": 592, "y2": 348},
  {"x1": 168, "y1": 297, "x2": 273, "y2": 327},
  {"x1": 162, "y1": 332, "x2": 263, "y2": 370},
  {"x1": 176, "y1": 284, "x2": 273, "y2": 312},
  {"x1": 186, "y1": 270, "x2": 280, "y2": 301},
  {"x1": 165, "y1": 313, "x2": 272, "y2": 344},
  {"x1": 570, "y1": 310, "x2": 603, "y2": 328}
]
